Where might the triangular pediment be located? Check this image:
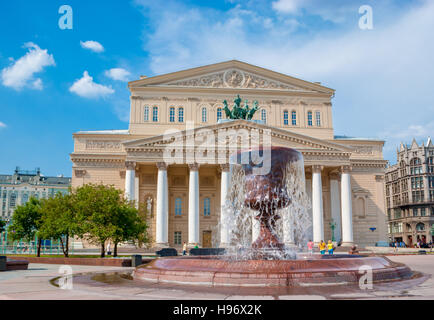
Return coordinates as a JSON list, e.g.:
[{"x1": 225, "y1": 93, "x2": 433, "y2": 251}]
[
  {"x1": 123, "y1": 120, "x2": 351, "y2": 153},
  {"x1": 129, "y1": 60, "x2": 334, "y2": 94}
]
